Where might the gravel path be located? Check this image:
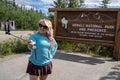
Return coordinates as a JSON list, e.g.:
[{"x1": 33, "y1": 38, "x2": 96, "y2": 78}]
[{"x1": 0, "y1": 50, "x2": 120, "y2": 80}]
